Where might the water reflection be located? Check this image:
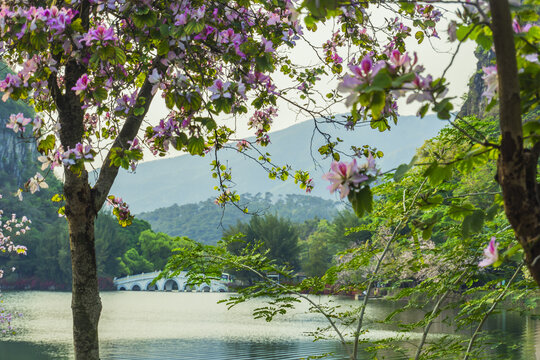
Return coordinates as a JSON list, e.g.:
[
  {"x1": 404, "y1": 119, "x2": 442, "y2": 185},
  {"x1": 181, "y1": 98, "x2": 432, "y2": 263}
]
[{"x1": 0, "y1": 291, "x2": 538, "y2": 360}]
